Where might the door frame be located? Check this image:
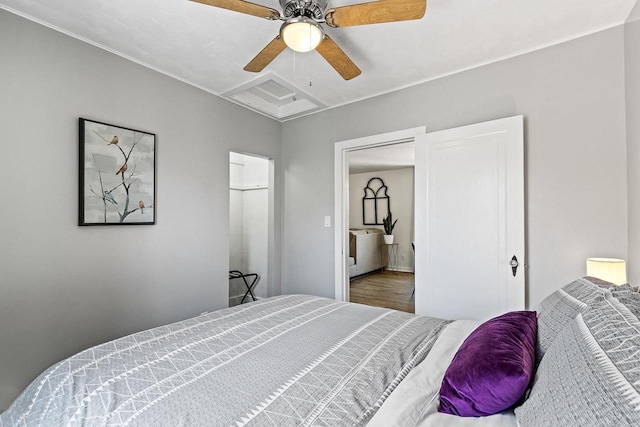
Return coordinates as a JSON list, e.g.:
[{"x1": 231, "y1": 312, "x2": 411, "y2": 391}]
[{"x1": 334, "y1": 126, "x2": 426, "y2": 302}]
